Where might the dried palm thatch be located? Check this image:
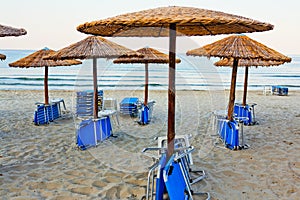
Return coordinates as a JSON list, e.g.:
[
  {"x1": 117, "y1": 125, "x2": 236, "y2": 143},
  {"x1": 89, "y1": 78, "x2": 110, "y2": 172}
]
[
  {"x1": 44, "y1": 36, "x2": 142, "y2": 60},
  {"x1": 214, "y1": 57, "x2": 286, "y2": 67},
  {"x1": 113, "y1": 47, "x2": 181, "y2": 64},
  {"x1": 77, "y1": 6, "x2": 273, "y2": 37},
  {"x1": 186, "y1": 34, "x2": 291, "y2": 62},
  {"x1": 114, "y1": 47, "x2": 181, "y2": 106},
  {"x1": 186, "y1": 34, "x2": 291, "y2": 121},
  {"x1": 44, "y1": 36, "x2": 141, "y2": 119},
  {"x1": 0, "y1": 24, "x2": 27, "y2": 37},
  {"x1": 0, "y1": 53, "x2": 6, "y2": 60},
  {"x1": 9, "y1": 48, "x2": 81, "y2": 68},
  {"x1": 9, "y1": 48, "x2": 81, "y2": 105}
]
